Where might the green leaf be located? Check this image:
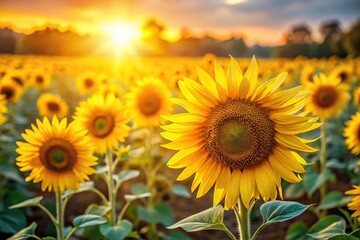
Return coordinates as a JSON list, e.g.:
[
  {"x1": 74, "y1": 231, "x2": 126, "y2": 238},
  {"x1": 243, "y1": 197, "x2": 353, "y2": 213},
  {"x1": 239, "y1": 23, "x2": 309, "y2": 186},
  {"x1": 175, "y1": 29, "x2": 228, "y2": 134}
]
[
  {"x1": 0, "y1": 209, "x2": 27, "y2": 233},
  {"x1": 73, "y1": 214, "x2": 107, "y2": 228},
  {"x1": 113, "y1": 170, "x2": 140, "y2": 185},
  {"x1": 303, "y1": 169, "x2": 335, "y2": 197},
  {"x1": 99, "y1": 220, "x2": 132, "y2": 240},
  {"x1": 41, "y1": 237, "x2": 57, "y2": 240},
  {"x1": 126, "y1": 231, "x2": 140, "y2": 239},
  {"x1": 138, "y1": 202, "x2": 174, "y2": 226},
  {"x1": 62, "y1": 181, "x2": 95, "y2": 198},
  {"x1": 167, "y1": 205, "x2": 228, "y2": 233},
  {"x1": 85, "y1": 204, "x2": 111, "y2": 217},
  {"x1": 125, "y1": 193, "x2": 151, "y2": 201},
  {"x1": 260, "y1": 201, "x2": 312, "y2": 225},
  {"x1": 96, "y1": 165, "x2": 108, "y2": 174},
  {"x1": 131, "y1": 183, "x2": 150, "y2": 195},
  {"x1": 172, "y1": 185, "x2": 191, "y2": 198},
  {"x1": 284, "y1": 183, "x2": 305, "y2": 199},
  {"x1": 7, "y1": 222, "x2": 37, "y2": 240},
  {"x1": 328, "y1": 235, "x2": 360, "y2": 240},
  {"x1": 162, "y1": 231, "x2": 191, "y2": 240},
  {"x1": 318, "y1": 191, "x2": 352, "y2": 210},
  {"x1": 9, "y1": 196, "x2": 43, "y2": 209},
  {"x1": 0, "y1": 164, "x2": 24, "y2": 183},
  {"x1": 285, "y1": 222, "x2": 312, "y2": 240},
  {"x1": 350, "y1": 229, "x2": 360, "y2": 238},
  {"x1": 308, "y1": 215, "x2": 346, "y2": 239}
]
